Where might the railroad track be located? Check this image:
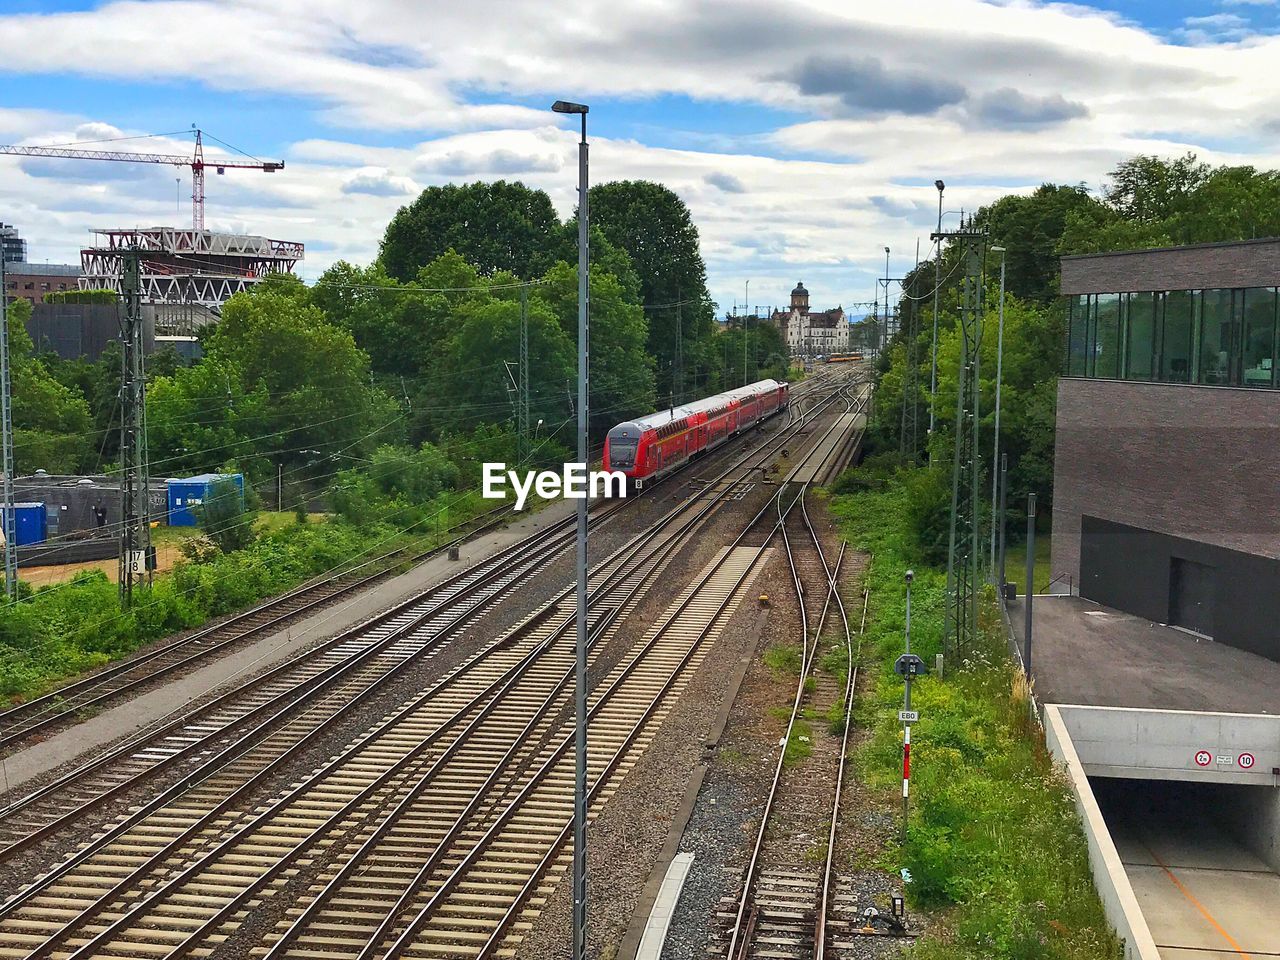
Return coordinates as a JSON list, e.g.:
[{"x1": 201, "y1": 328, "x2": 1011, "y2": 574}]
[
  {"x1": 716, "y1": 388, "x2": 873, "y2": 960},
  {"x1": 0, "y1": 381, "x2": 853, "y2": 874},
  {"x1": 0, "y1": 502, "x2": 519, "y2": 754},
  {"x1": 0, "y1": 372, "x2": 864, "y2": 960}
]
